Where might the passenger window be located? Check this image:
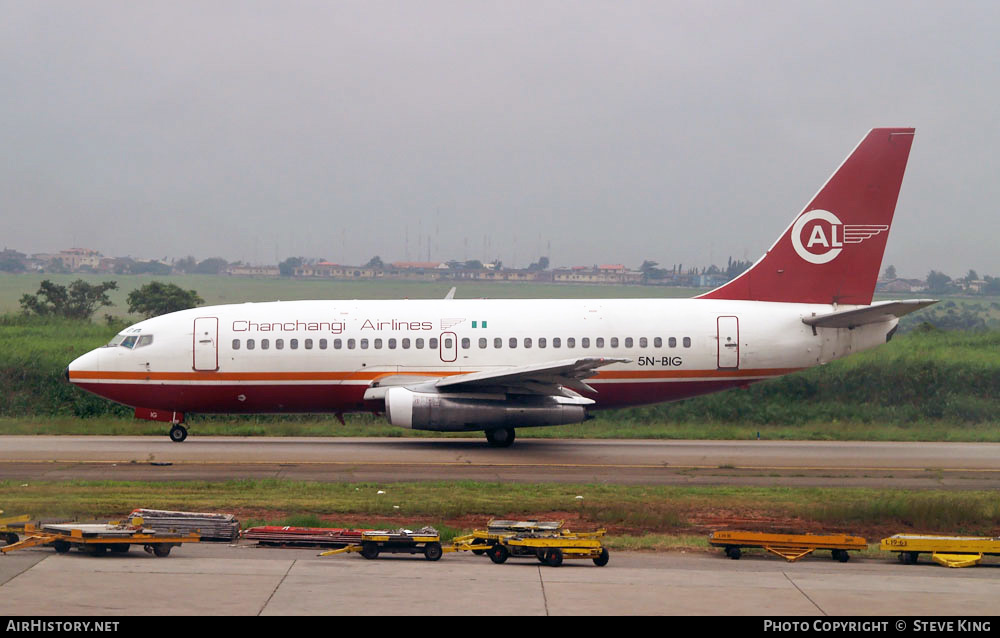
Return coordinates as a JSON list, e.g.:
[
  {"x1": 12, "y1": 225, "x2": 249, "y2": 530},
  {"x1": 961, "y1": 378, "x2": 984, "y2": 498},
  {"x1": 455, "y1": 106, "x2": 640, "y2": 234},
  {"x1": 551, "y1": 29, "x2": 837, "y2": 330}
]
[
  {"x1": 581, "y1": 337, "x2": 590, "y2": 348},
  {"x1": 625, "y1": 337, "x2": 633, "y2": 348},
  {"x1": 669, "y1": 337, "x2": 677, "y2": 348},
  {"x1": 334, "y1": 339, "x2": 342, "y2": 349},
  {"x1": 305, "y1": 339, "x2": 313, "y2": 350},
  {"x1": 361, "y1": 339, "x2": 369, "y2": 349},
  {"x1": 462, "y1": 338, "x2": 470, "y2": 349},
  {"x1": 275, "y1": 339, "x2": 284, "y2": 350},
  {"x1": 290, "y1": 339, "x2": 298, "y2": 350},
  {"x1": 524, "y1": 338, "x2": 532, "y2": 348},
  {"x1": 509, "y1": 337, "x2": 517, "y2": 349},
  {"x1": 348, "y1": 339, "x2": 356, "y2": 349},
  {"x1": 416, "y1": 338, "x2": 424, "y2": 349},
  {"x1": 683, "y1": 337, "x2": 692, "y2": 348},
  {"x1": 639, "y1": 337, "x2": 647, "y2": 348},
  {"x1": 429, "y1": 338, "x2": 438, "y2": 349},
  {"x1": 402, "y1": 338, "x2": 411, "y2": 349},
  {"x1": 443, "y1": 337, "x2": 452, "y2": 349},
  {"x1": 494, "y1": 338, "x2": 502, "y2": 349},
  {"x1": 553, "y1": 337, "x2": 561, "y2": 348},
  {"x1": 567, "y1": 337, "x2": 575, "y2": 348},
  {"x1": 654, "y1": 337, "x2": 662, "y2": 348},
  {"x1": 232, "y1": 339, "x2": 240, "y2": 350},
  {"x1": 596, "y1": 337, "x2": 605, "y2": 348},
  {"x1": 610, "y1": 337, "x2": 619, "y2": 348},
  {"x1": 247, "y1": 339, "x2": 255, "y2": 350},
  {"x1": 374, "y1": 339, "x2": 382, "y2": 349},
  {"x1": 538, "y1": 337, "x2": 547, "y2": 348},
  {"x1": 388, "y1": 338, "x2": 396, "y2": 349},
  {"x1": 479, "y1": 338, "x2": 487, "y2": 349},
  {"x1": 261, "y1": 339, "x2": 270, "y2": 350},
  {"x1": 320, "y1": 339, "x2": 328, "y2": 350},
  {"x1": 136, "y1": 335, "x2": 154, "y2": 348}
]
